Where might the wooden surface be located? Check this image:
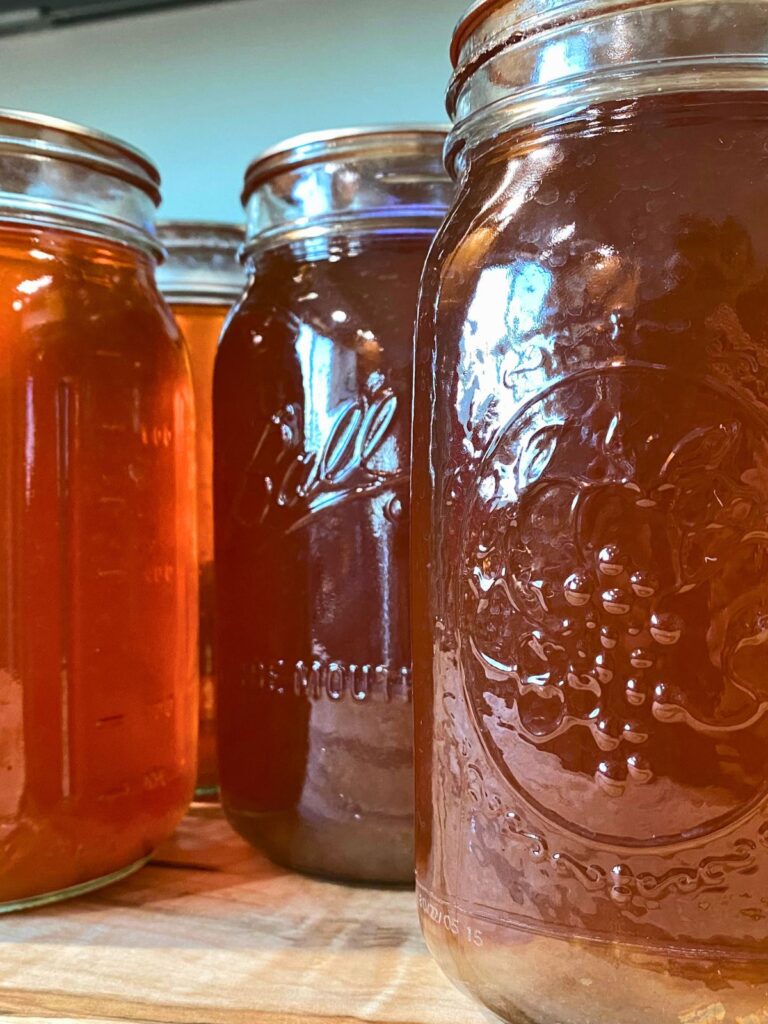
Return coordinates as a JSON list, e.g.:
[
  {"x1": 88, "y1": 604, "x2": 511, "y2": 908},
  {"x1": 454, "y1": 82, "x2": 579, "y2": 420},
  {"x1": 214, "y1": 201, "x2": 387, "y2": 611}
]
[{"x1": 0, "y1": 806, "x2": 485, "y2": 1024}]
